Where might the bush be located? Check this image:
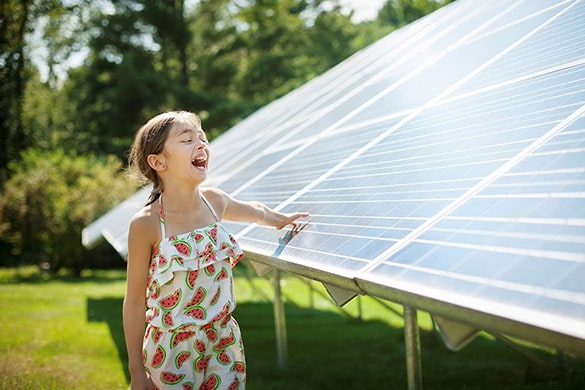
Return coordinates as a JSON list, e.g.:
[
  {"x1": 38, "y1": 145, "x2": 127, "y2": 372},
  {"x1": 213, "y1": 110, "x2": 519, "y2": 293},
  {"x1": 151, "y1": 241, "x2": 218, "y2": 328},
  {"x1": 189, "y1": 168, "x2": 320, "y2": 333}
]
[{"x1": 0, "y1": 148, "x2": 136, "y2": 276}]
